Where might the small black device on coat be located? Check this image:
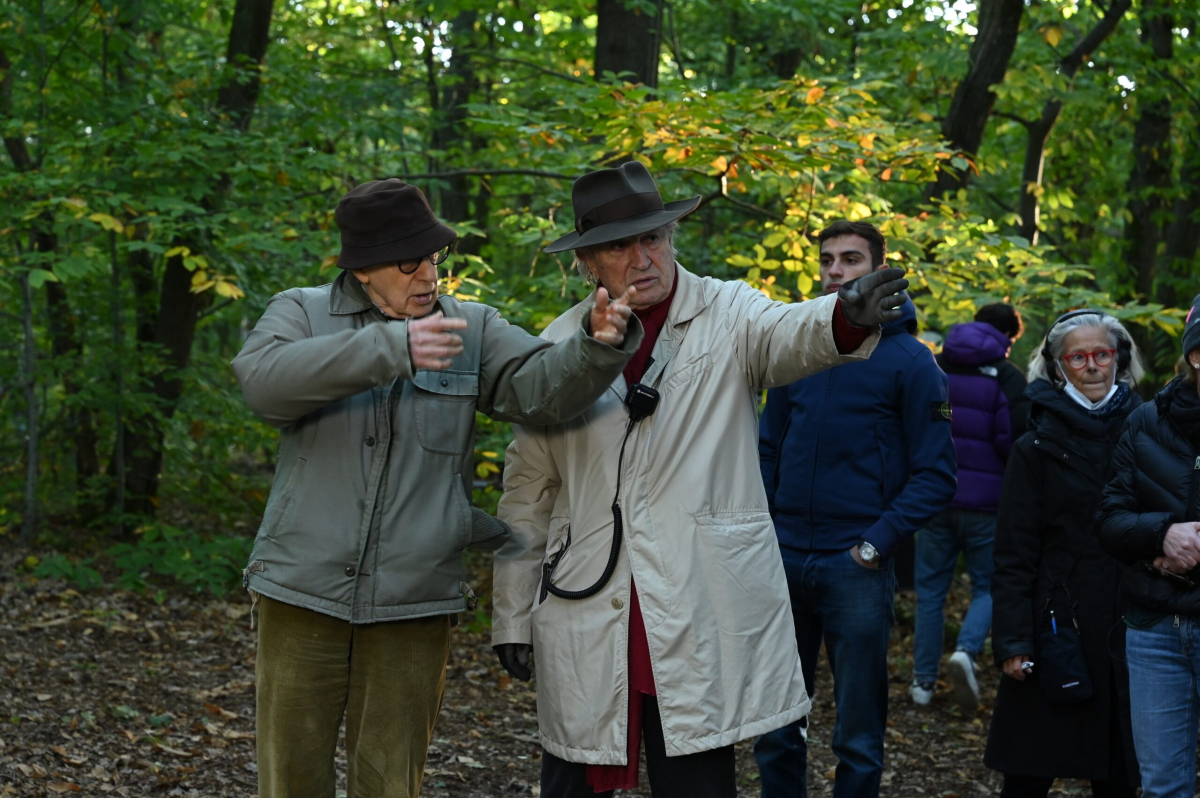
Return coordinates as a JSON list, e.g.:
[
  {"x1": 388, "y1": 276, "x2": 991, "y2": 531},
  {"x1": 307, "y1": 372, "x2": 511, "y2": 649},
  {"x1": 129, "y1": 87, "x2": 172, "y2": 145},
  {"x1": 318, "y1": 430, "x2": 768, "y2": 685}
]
[
  {"x1": 540, "y1": 383, "x2": 660, "y2": 603},
  {"x1": 625, "y1": 382, "x2": 660, "y2": 421}
]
